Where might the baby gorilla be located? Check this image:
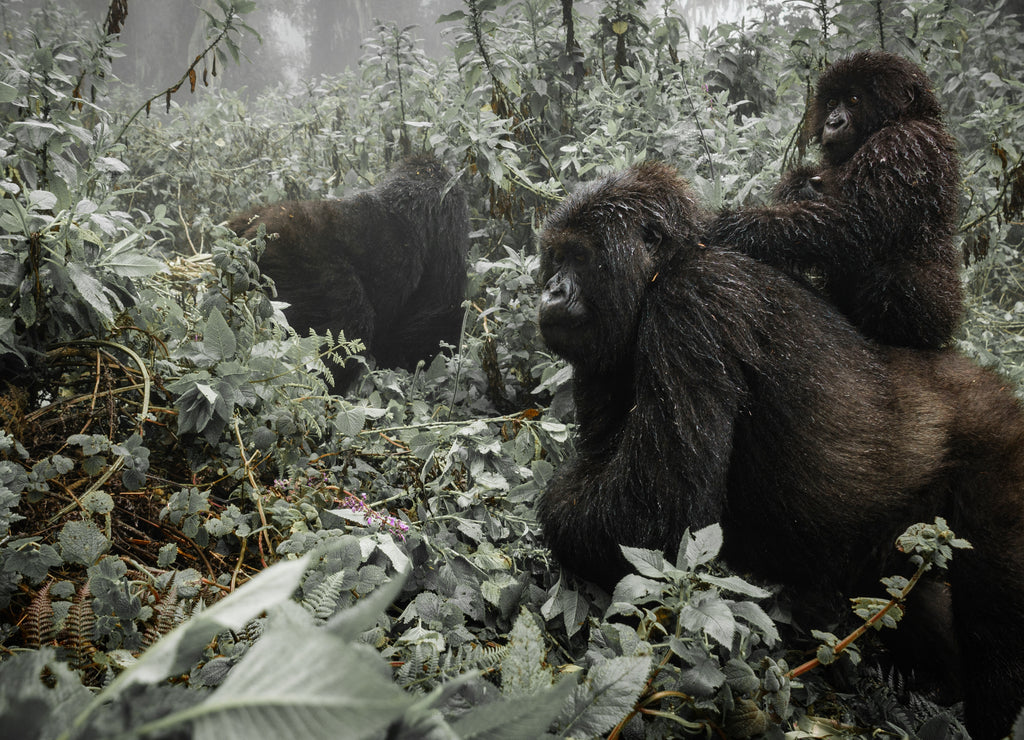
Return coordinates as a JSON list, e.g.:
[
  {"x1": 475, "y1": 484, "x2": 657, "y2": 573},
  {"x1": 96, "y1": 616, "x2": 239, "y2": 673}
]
[
  {"x1": 706, "y1": 51, "x2": 962, "y2": 349},
  {"x1": 230, "y1": 154, "x2": 469, "y2": 390},
  {"x1": 537, "y1": 162, "x2": 1024, "y2": 738}
]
